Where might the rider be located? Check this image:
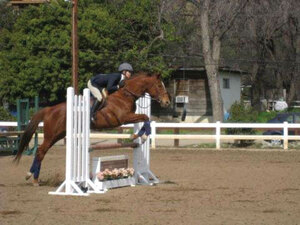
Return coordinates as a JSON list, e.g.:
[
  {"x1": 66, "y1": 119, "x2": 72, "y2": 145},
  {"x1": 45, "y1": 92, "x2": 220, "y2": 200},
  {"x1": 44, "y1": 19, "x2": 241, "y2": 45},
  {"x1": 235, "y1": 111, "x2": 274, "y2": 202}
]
[{"x1": 87, "y1": 62, "x2": 134, "y2": 121}]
